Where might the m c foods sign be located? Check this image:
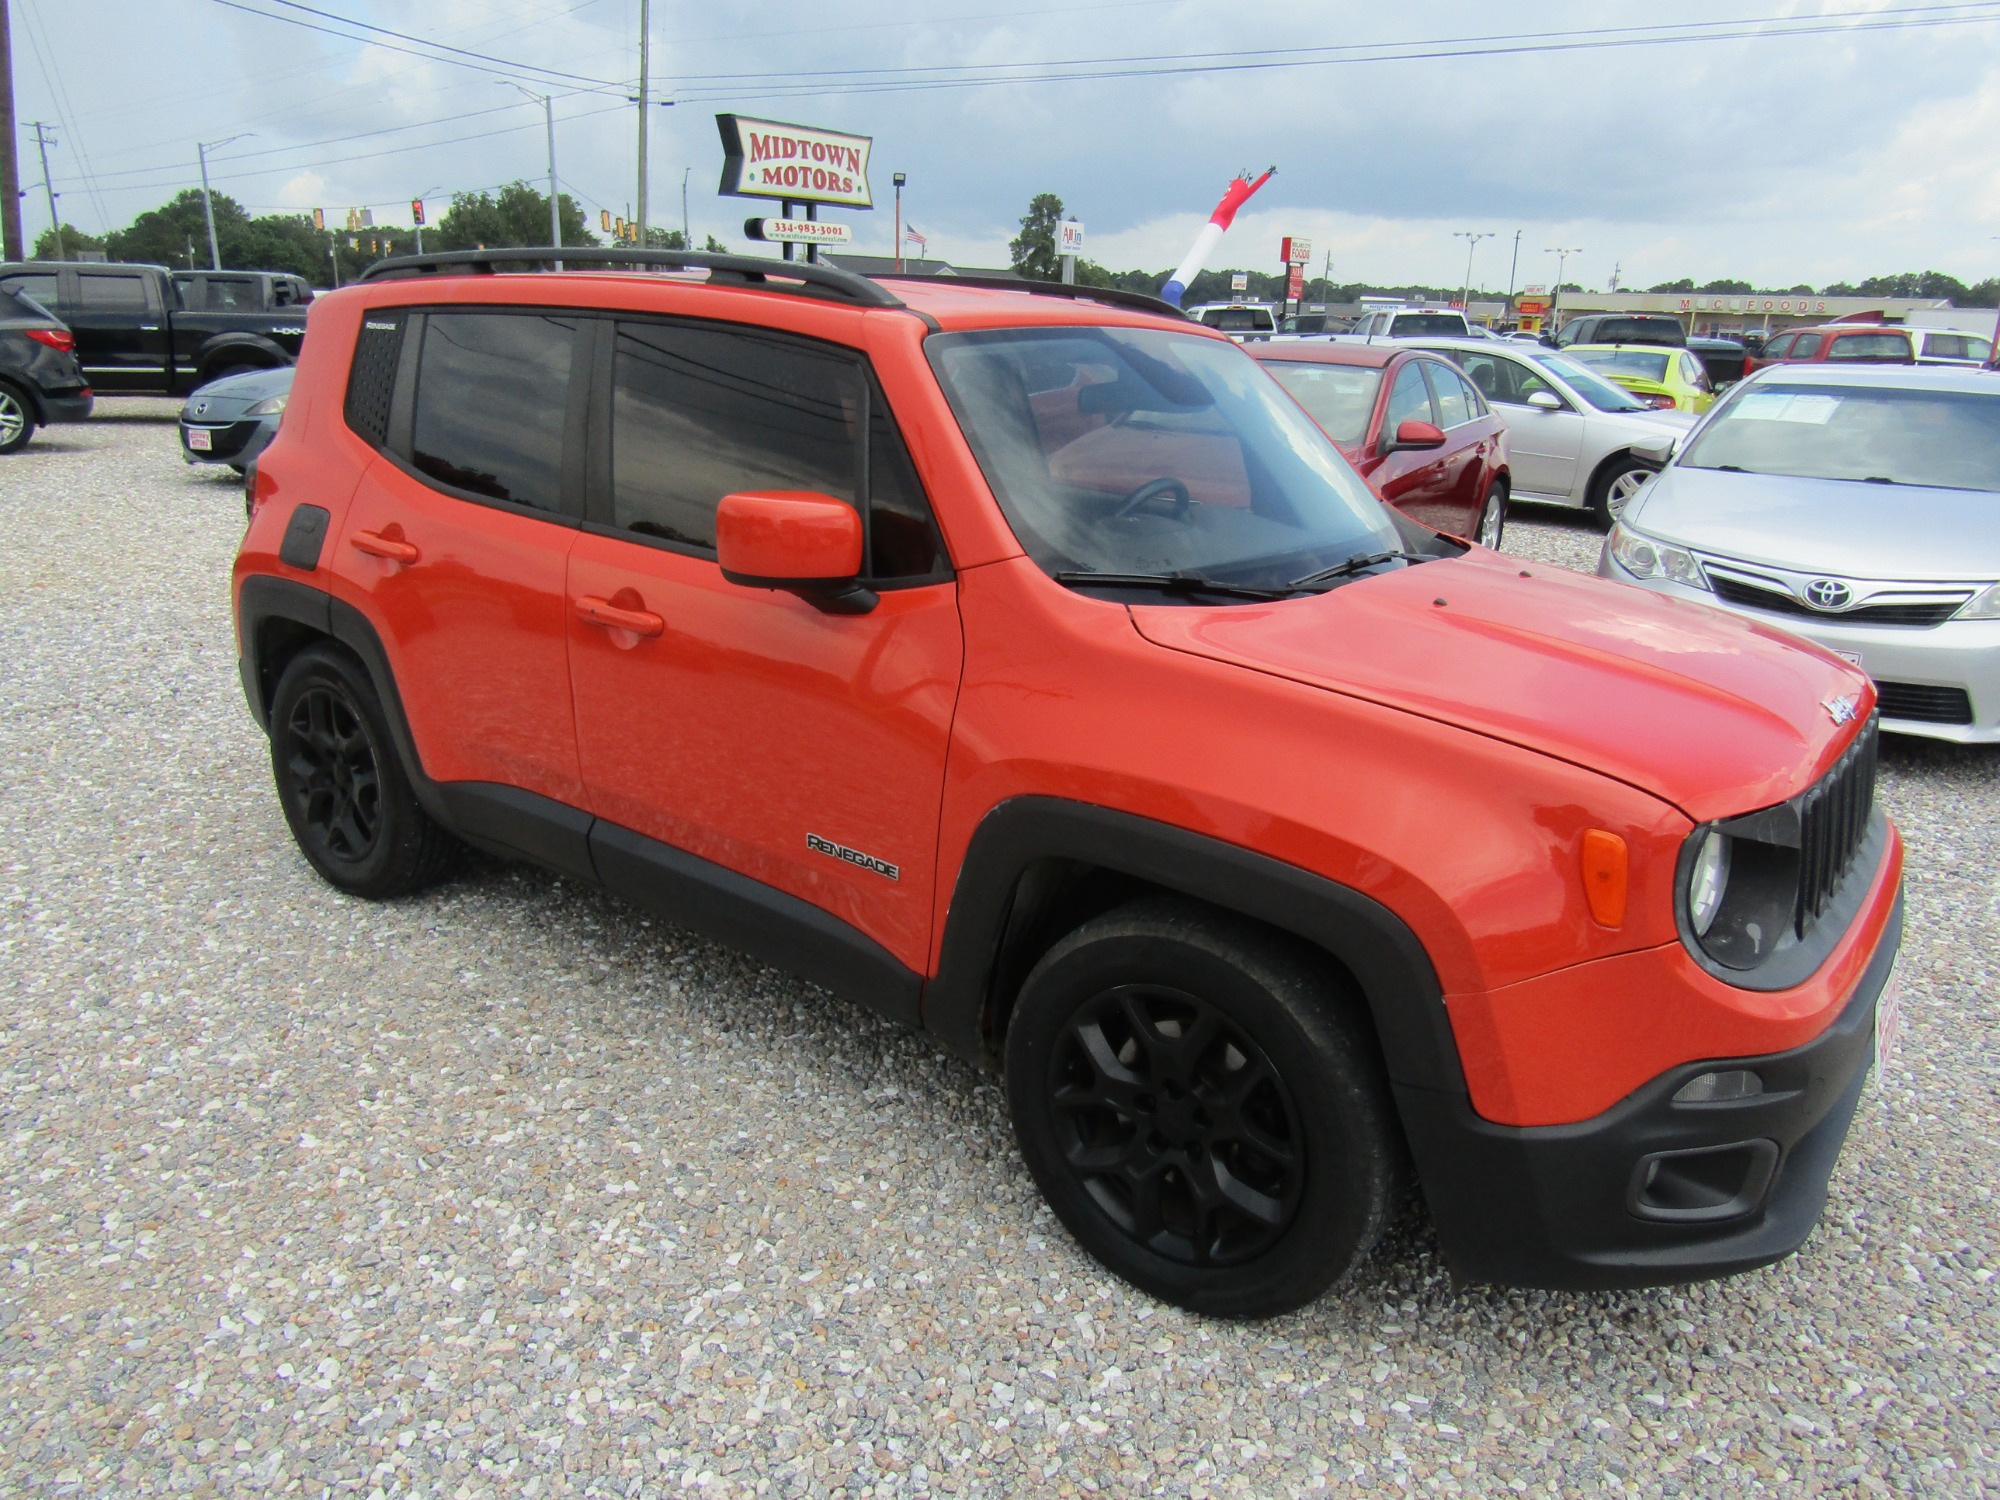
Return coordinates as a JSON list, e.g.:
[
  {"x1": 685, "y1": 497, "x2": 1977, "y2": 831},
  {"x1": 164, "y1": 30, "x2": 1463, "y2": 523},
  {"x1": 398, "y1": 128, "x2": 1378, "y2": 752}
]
[{"x1": 717, "y1": 115, "x2": 874, "y2": 210}]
